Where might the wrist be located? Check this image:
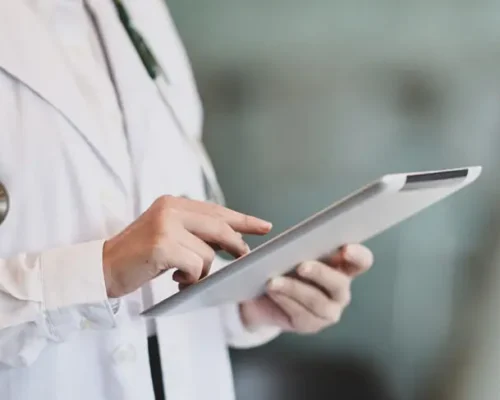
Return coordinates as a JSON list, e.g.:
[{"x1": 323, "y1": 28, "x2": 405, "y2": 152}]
[{"x1": 102, "y1": 239, "x2": 120, "y2": 298}]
